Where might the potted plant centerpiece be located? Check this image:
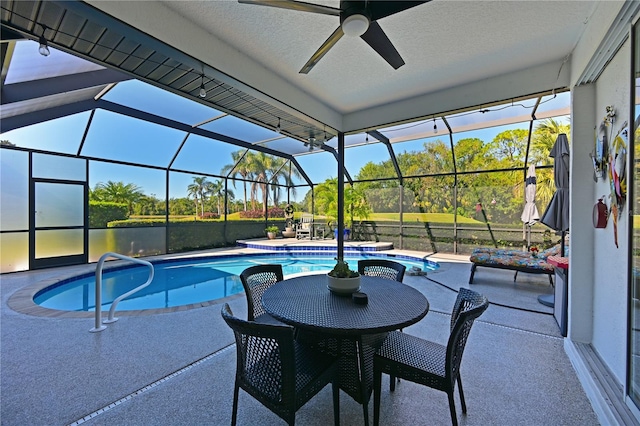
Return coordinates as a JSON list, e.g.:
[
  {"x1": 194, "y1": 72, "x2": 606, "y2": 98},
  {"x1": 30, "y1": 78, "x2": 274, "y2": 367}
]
[
  {"x1": 327, "y1": 258, "x2": 360, "y2": 294},
  {"x1": 265, "y1": 225, "x2": 279, "y2": 240}
]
